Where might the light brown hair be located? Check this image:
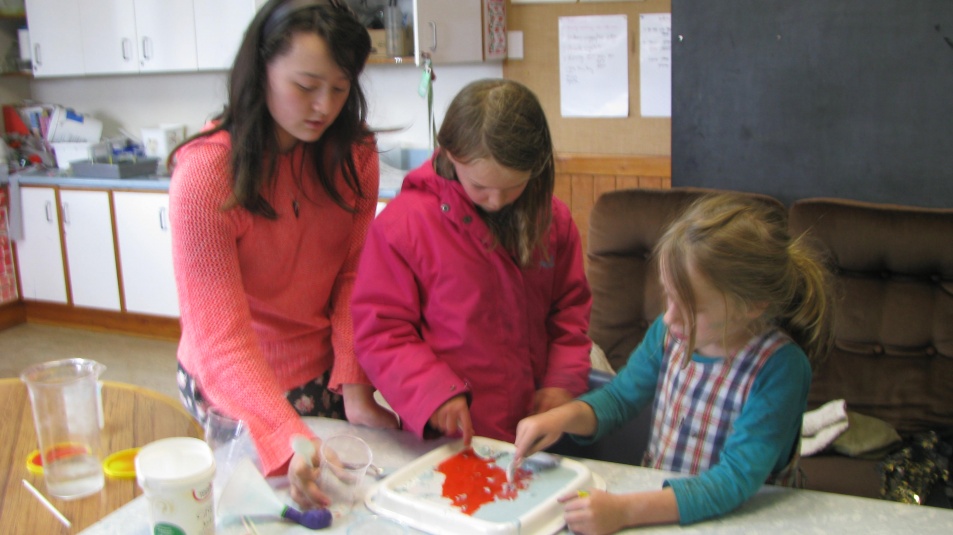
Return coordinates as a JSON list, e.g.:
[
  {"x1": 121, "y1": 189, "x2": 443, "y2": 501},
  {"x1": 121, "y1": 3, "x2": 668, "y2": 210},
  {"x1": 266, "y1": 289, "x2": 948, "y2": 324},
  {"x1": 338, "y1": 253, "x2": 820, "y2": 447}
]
[{"x1": 433, "y1": 79, "x2": 555, "y2": 267}]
